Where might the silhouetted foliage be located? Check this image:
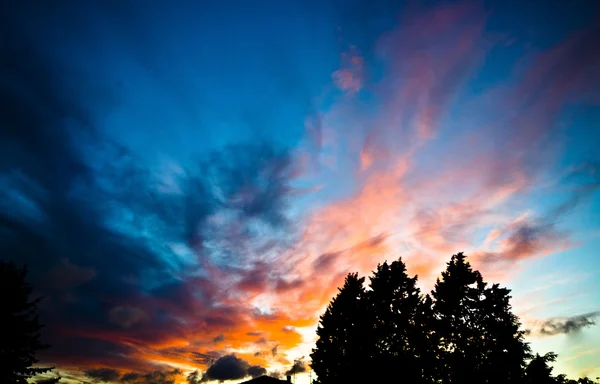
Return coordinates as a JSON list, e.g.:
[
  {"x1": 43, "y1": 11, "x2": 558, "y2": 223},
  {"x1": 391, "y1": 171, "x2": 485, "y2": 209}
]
[
  {"x1": 551, "y1": 375, "x2": 596, "y2": 384},
  {"x1": 574, "y1": 379, "x2": 596, "y2": 384},
  {"x1": 554, "y1": 373, "x2": 596, "y2": 384},
  {"x1": 310, "y1": 273, "x2": 367, "y2": 384},
  {"x1": 311, "y1": 252, "x2": 593, "y2": 384},
  {"x1": 0, "y1": 261, "x2": 53, "y2": 383},
  {"x1": 432, "y1": 252, "x2": 529, "y2": 383},
  {"x1": 413, "y1": 294, "x2": 438, "y2": 383},
  {"x1": 524, "y1": 352, "x2": 557, "y2": 384},
  {"x1": 364, "y1": 259, "x2": 426, "y2": 383}
]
